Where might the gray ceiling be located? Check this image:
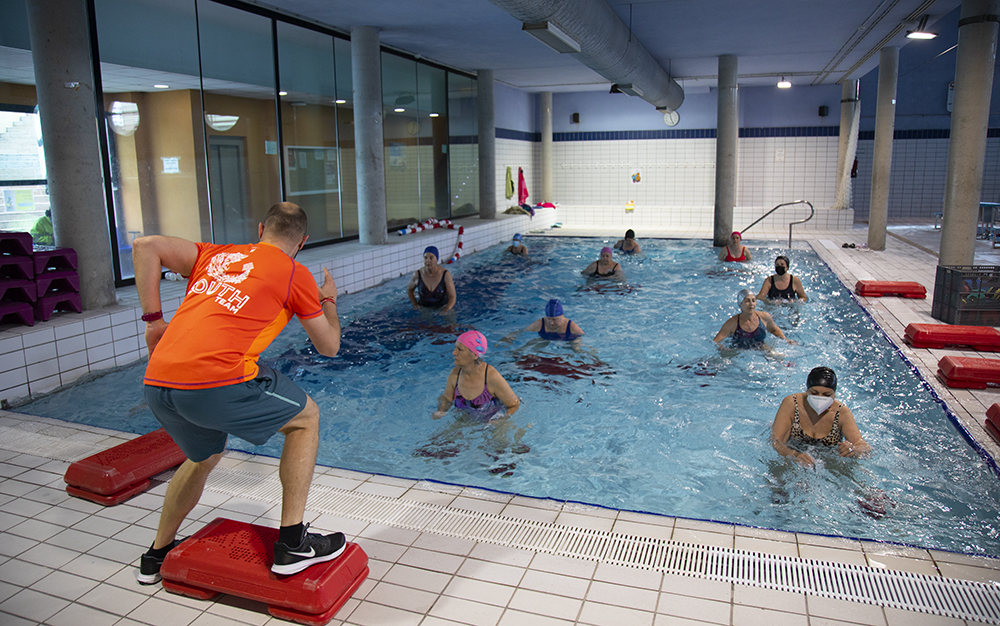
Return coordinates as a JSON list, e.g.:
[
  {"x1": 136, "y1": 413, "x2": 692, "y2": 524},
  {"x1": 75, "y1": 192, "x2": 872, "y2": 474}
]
[{"x1": 258, "y1": 0, "x2": 961, "y2": 91}]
